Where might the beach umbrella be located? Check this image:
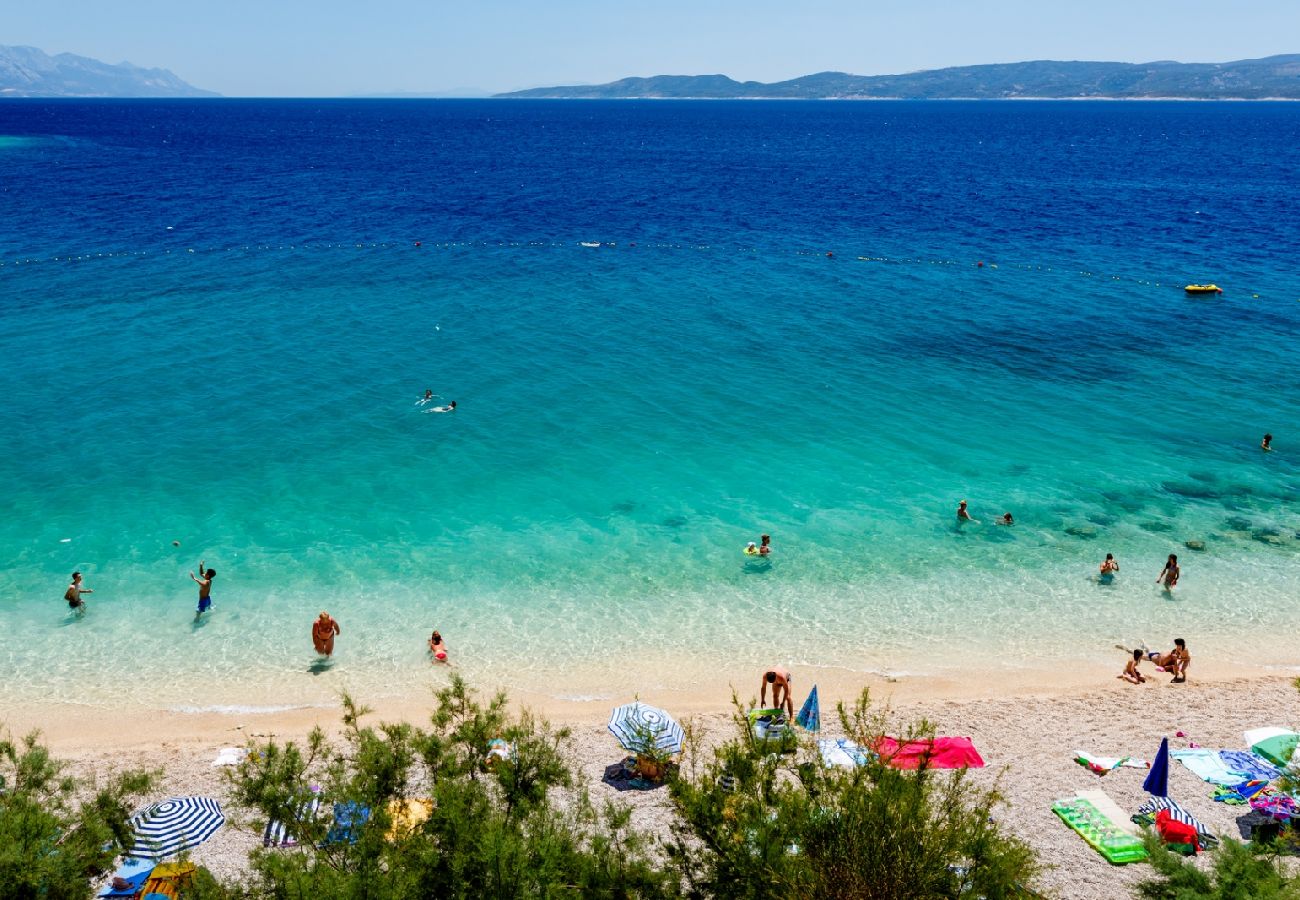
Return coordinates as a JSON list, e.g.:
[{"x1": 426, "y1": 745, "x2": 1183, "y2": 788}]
[
  {"x1": 795, "y1": 684, "x2": 821, "y2": 732},
  {"x1": 608, "y1": 701, "x2": 684, "y2": 755},
  {"x1": 127, "y1": 796, "x2": 225, "y2": 859},
  {"x1": 1245, "y1": 728, "x2": 1300, "y2": 769},
  {"x1": 1143, "y1": 737, "x2": 1170, "y2": 798}
]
